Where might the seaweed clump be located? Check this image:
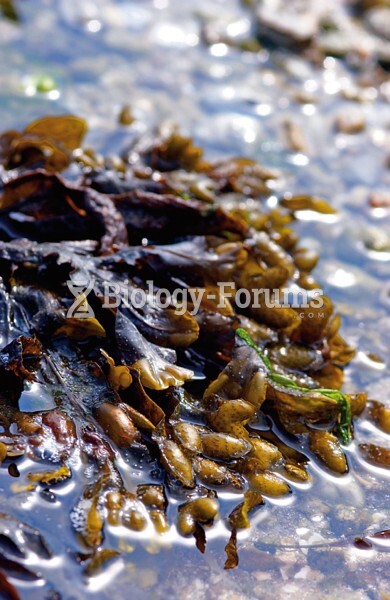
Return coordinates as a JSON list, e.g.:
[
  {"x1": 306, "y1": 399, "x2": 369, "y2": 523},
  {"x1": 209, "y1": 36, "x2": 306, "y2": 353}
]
[{"x1": 0, "y1": 116, "x2": 371, "y2": 582}]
